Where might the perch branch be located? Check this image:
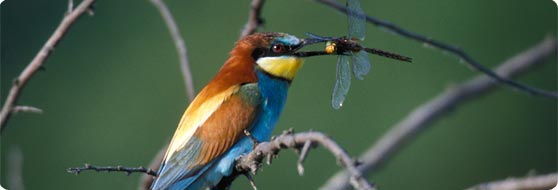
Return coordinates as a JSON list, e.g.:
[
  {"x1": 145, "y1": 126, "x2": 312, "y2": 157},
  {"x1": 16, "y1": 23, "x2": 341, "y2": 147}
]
[
  {"x1": 240, "y1": 0, "x2": 266, "y2": 38},
  {"x1": 67, "y1": 163, "x2": 157, "y2": 176},
  {"x1": 236, "y1": 129, "x2": 375, "y2": 190},
  {"x1": 314, "y1": 0, "x2": 557, "y2": 99},
  {"x1": 467, "y1": 173, "x2": 558, "y2": 190},
  {"x1": 321, "y1": 37, "x2": 557, "y2": 190},
  {"x1": 0, "y1": 0, "x2": 96, "y2": 133},
  {"x1": 150, "y1": 0, "x2": 196, "y2": 102}
]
